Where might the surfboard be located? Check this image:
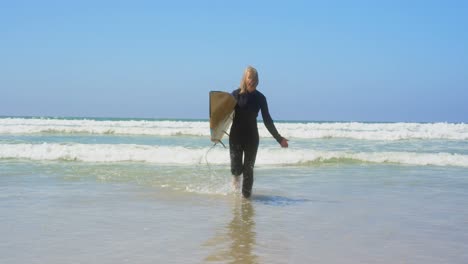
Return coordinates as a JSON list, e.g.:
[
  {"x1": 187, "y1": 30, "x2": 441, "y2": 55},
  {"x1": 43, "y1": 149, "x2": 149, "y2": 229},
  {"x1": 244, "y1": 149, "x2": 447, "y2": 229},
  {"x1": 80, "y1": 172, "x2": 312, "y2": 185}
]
[{"x1": 209, "y1": 91, "x2": 237, "y2": 143}]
